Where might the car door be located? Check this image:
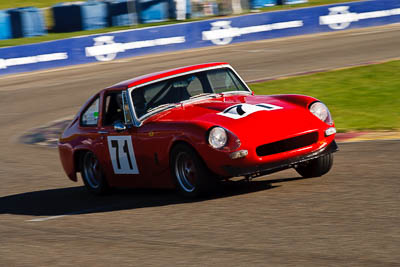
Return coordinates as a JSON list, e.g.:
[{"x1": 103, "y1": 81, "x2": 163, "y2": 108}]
[{"x1": 96, "y1": 90, "x2": 146, "y2": 188}]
